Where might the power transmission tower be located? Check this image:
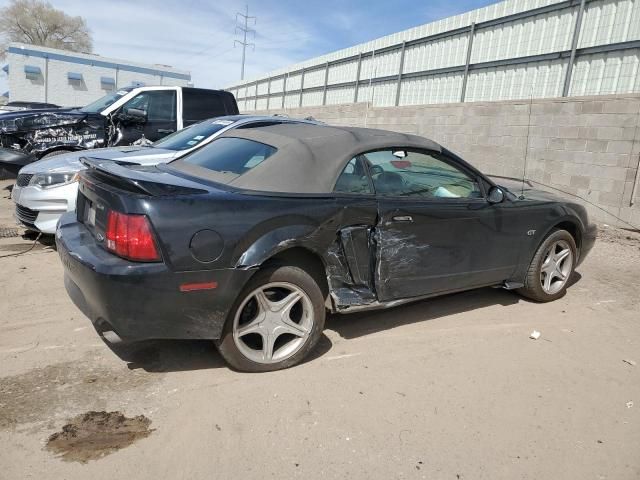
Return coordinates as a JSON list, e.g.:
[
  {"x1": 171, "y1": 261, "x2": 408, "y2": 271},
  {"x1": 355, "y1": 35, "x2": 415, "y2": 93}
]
[{"x1": 234, "y1": 5, "x2": 256, "y2": 81}]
